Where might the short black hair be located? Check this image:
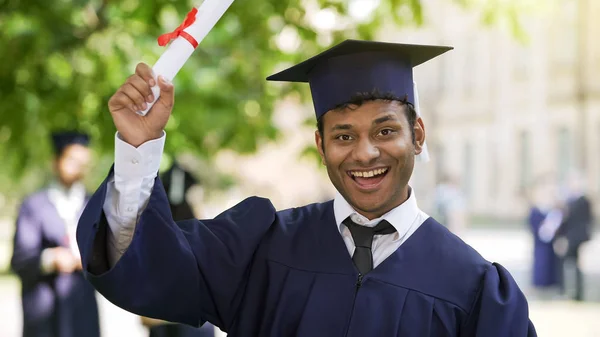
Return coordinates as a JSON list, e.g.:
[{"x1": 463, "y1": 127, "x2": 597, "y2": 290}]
[{"x1": 316, "y1": 89, "x2": 418, "y2": 151}]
